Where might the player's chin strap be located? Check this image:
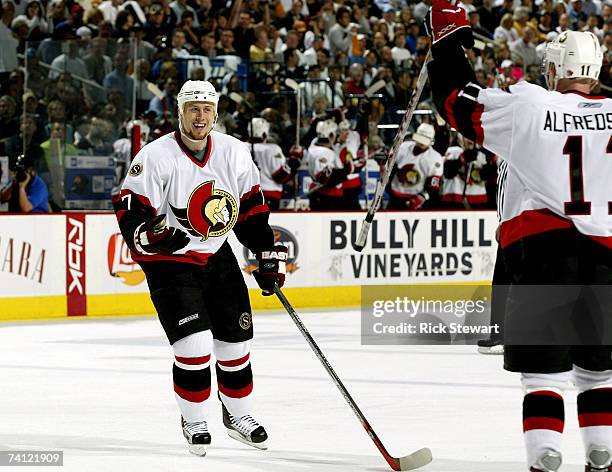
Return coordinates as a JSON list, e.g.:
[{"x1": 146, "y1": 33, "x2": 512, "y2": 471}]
[{"x1": 178, "y1": 111, "x2": 218, "y2": 152}]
